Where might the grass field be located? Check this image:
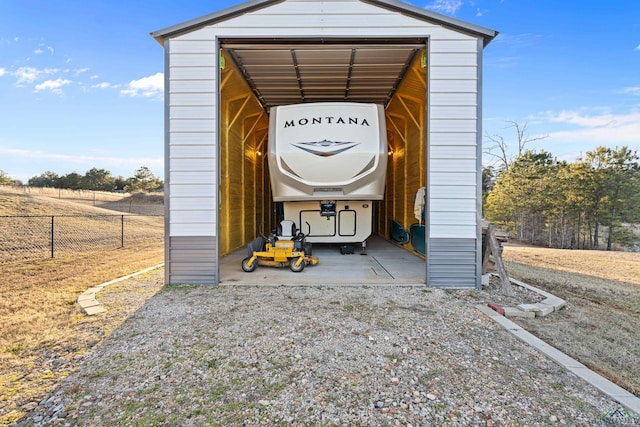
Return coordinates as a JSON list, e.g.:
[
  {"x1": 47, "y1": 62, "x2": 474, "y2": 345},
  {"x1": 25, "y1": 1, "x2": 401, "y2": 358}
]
[
  {"x1": 502, "y1": 245, "x2": 640, "y2": 397},
  {"x1": 0, "y1": 189, "x2": 164, "y2": 425},
  {"x1": 503, "y1": 245, "x2": 640, "y2": 286},
  {"x1": 1, "y1": 187, "x2": 164, "y2": 216},
  {"x1": 0, "y1": 188, "x2": 163, "y2": 265}
]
